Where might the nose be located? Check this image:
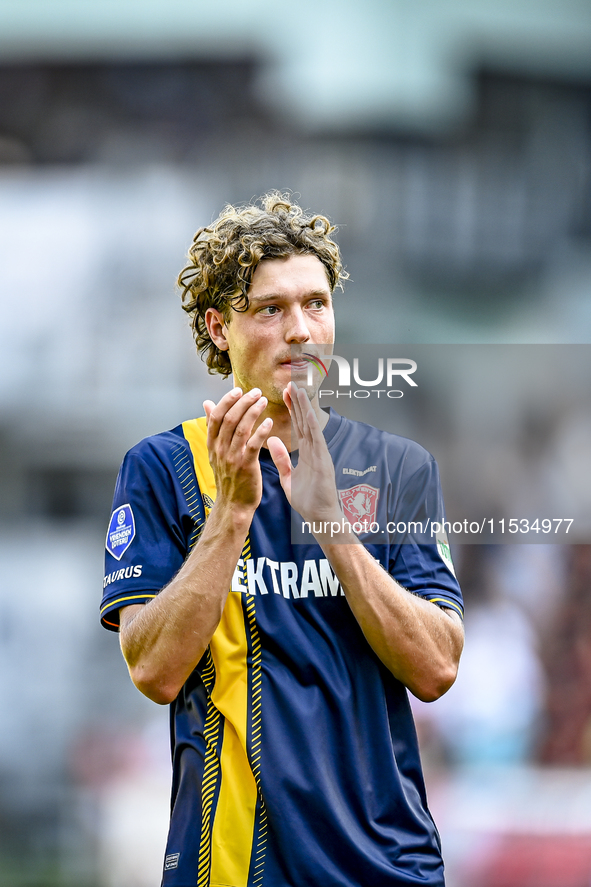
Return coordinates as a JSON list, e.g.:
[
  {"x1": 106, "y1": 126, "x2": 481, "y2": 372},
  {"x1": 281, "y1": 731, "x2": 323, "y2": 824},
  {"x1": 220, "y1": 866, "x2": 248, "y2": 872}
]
[{"x1": 284, "y1": 306, "x2": 310, "y2": 344}]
